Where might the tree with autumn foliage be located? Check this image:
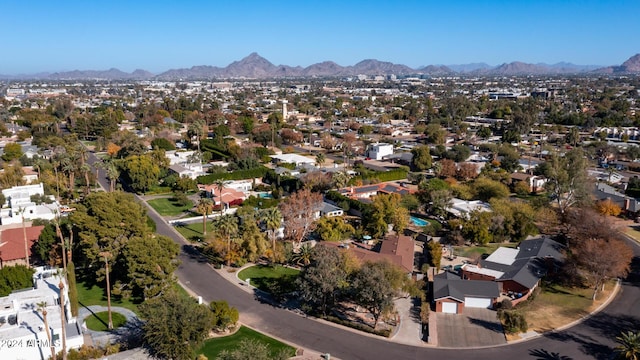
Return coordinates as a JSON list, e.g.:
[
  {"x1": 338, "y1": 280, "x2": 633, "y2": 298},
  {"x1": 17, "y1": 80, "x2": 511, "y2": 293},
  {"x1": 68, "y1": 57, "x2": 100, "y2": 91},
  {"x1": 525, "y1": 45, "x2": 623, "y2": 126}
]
[
  {"x1": 563, "y1": 208, "x2": 634, "y2": 300},
  {"x1": 437, "y1": 159, "x2": 457, "y2": 178},
  {"x1": 595, "y1": 198, "x2": 622, "y2": 216},
  {"x1": 279, "y1": 188, "x2": 323, "y2": 246}
]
